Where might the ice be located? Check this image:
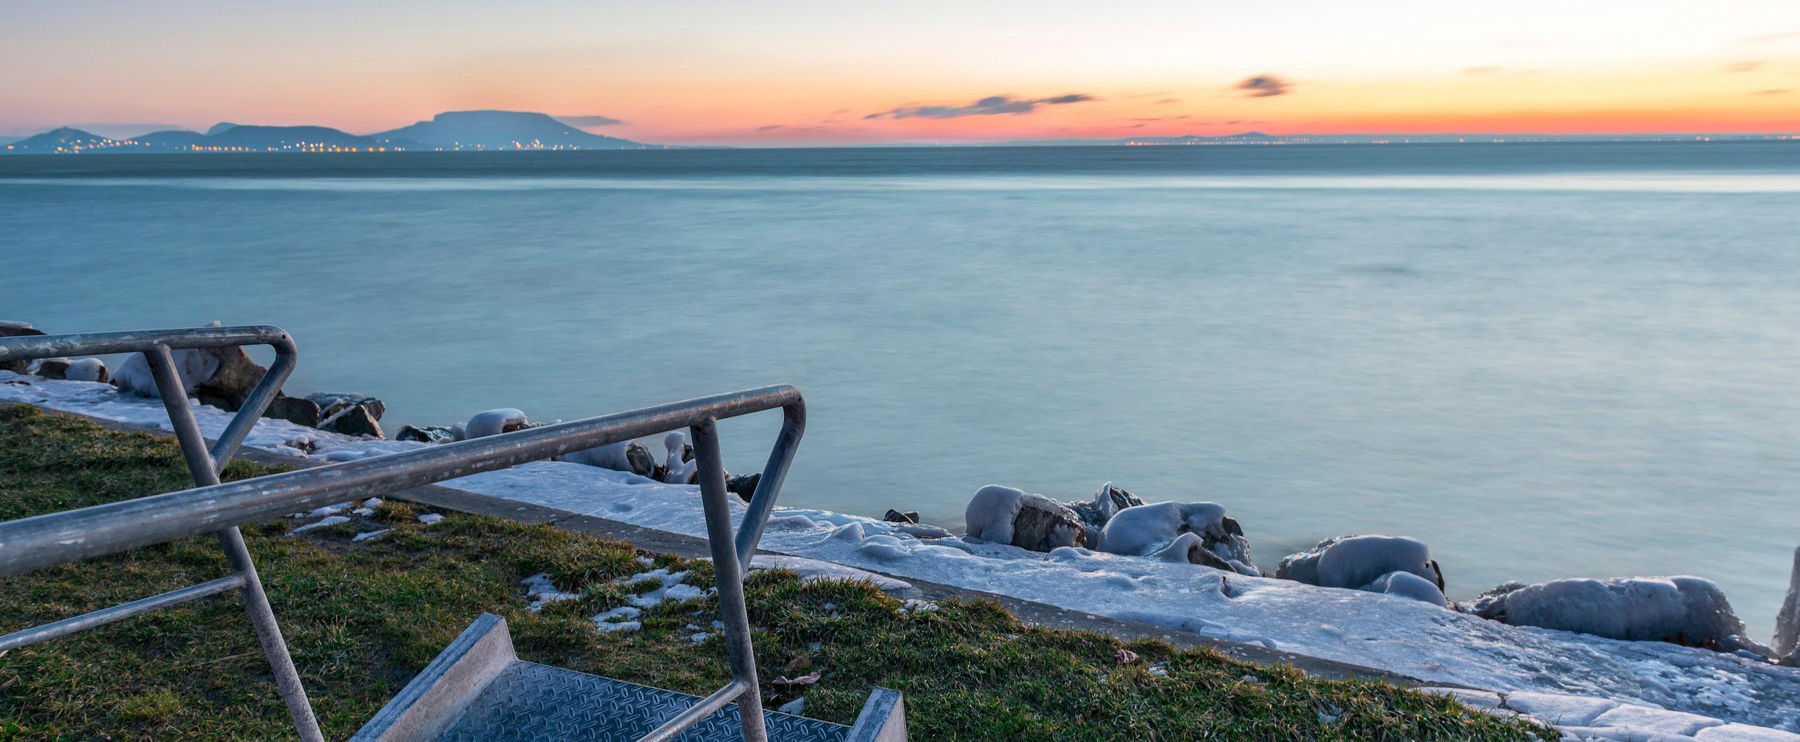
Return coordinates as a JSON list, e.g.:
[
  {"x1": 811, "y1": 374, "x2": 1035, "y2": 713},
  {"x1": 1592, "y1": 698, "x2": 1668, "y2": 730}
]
[
  {"x1": 287, "y1": 515, "x2": 349, "y2": 534},
  {"x1": 962, "y1": 485, "x2": 1029, "y2": 543},
  {"x1": 1366, "y1": 570, "x2": 1448, "y2": 606},
  {"x1": 1277, "y1": 535, "x2": 1441, "y2": 591},
  {"x1": 110, "y1": 347, "x2": 219, "y2": 398},
  {"x1": 463, "y1": 408, "x2": 526, "y2": 439},
  {"x1": 1473, "y1": 576, "x2": 1758, "y2": 653},
  {"x1": 7, "y1": 377, "x2": 1800, "y2": 732},
  {"x1": 62, "y1": 358, "x2": 107, "y2": 382}
]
